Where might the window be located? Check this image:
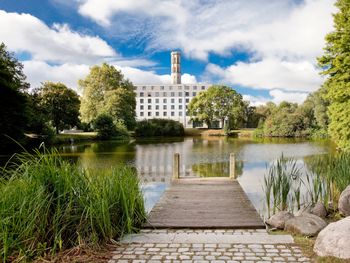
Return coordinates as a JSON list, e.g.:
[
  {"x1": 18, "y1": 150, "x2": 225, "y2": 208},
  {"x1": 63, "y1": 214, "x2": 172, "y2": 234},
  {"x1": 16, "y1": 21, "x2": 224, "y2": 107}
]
[
  {"x1": 140, "y1": 99, "x2": 144, "y2": 103},
  {"x1": 193, "y1": 86, "x2": 197, "y2": 90},
  {"x1": 171, "y1": 105, "x2": 175, "y2": 110},
  {"x1": 179, "y1": 98, "x2": 182, "y2": 103},
  {"x1": 140, "y1": 92, "x2": 144, "y2": 97},
  {"x1": 163, "y1": 92, "x2": 167, "y2": 96},
  {"x1": 185, "y1": 92, "x2": 189, "y2": 96},
  {"x1": 151, "y1": 86, "x2": 154, "y2": 90},
  {"x1": 155, "y1": 92, "x2": 159, "y2": 96},
  {"x1": 171, "y1": 92, "x2": 175, "y2": 97},
  {"x1": 156, "y1": 105, "x2": 159, "y2": 110},
  {"x1": 171, "y1": 98, "x2": 175, "y2": 103},
  {"x1": 185, "y1": 86, "x2": 189, "y2": 90},
  {"x1": 155, "y1": 98, "x2": 159, "y2": 103},
  {"x1": 148, "y1": 105, "x2": 151, "y2": 110},
  {"x1": 178, "y1": 86, "x2": 182, "y2": 90},
  {"x1": 163, "y1": 112, "x2": 167, "y2": 116},
  {"x1": 171, "y1": 112, "x2": 175, "y2": 116},
  {"x1": 163, "y1": 98, "x2": 167, "y2": 103},
  {"x1": 140, "y1": 112, "x2": 144, "y2": 116},
  {"x1": 148, "y1": 93, "x2": 151, "y2": 97},
  {"x1": 186, "y1": 98, "x2": 190, "y2": 103},
  {"x1": 160, "y1": 86, "x2": 164, "y2": 90},
  {"x1": 201, "y1": 86, "x2": 205, "y2": 90},
  {"x1": 178, "y1": 92, "x2": 182, "y2": 96},
  {"x1": 163, "y1": 105, "x2": 167, "y2": 110},
  {"x1": 142, "y1": 86, "x2": 146, "y2": 90},
  {"x1": 140, "y1": 105, "x2": 144, "y2": 110},
  {"x1": 156, "y1": 112, "x2": 159, "y2": 116},
  {"x1": 193, "y1": 92, "x2": 196, "y2": 96},
  {"x1": 148, "y1": 99, "x2": 151, "y2": 103},
  {"x1": 179, "y1": 105, "x2": 182, "y2": 109},
  {"x1": 179, "y1": 112, "x2": 182, "y2": 116},
  {"x1": 148, "y1": 112, "x2": 151, "y2": 116}
]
